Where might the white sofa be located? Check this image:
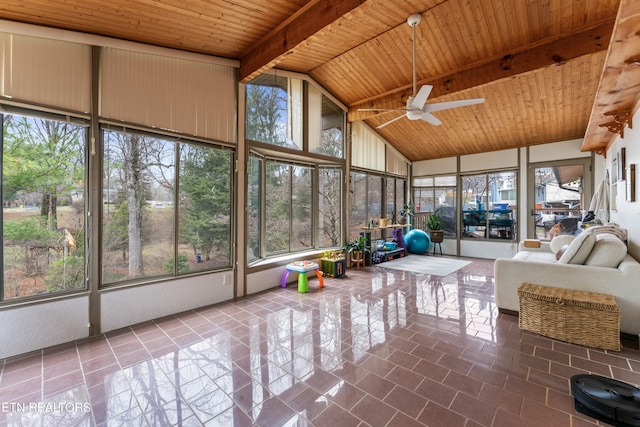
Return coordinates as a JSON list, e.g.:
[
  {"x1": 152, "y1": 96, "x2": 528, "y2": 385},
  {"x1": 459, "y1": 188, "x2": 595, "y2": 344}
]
[{"x1": 494, "y1": 232, "x2": 640, "y2": 335}]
